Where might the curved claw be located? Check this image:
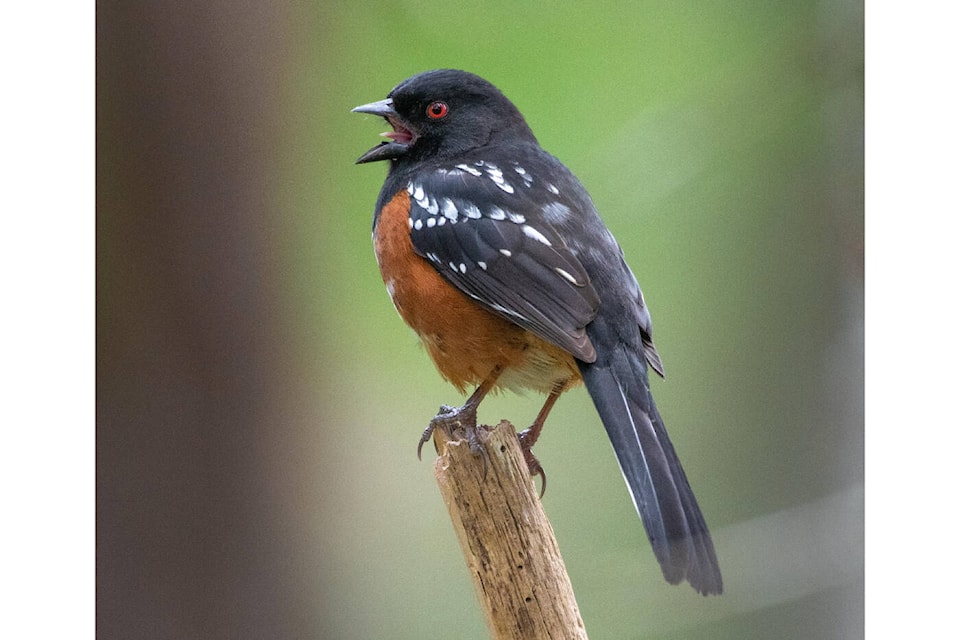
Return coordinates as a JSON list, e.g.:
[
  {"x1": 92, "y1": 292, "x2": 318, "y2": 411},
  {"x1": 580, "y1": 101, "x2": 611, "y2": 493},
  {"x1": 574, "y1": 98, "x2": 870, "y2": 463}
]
[
  {"x1": 535, "y1": 466, "x2": 547, "y2": 498},
  {"x1": 517, "y1": 429, "x2": 548, "y2": 497},
  {"x1": 523, "y1": 452, "x2": 546, "y2": 497},
  {"x1": 416, "y1": 424, "x2": 435, "y2": 460}
]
